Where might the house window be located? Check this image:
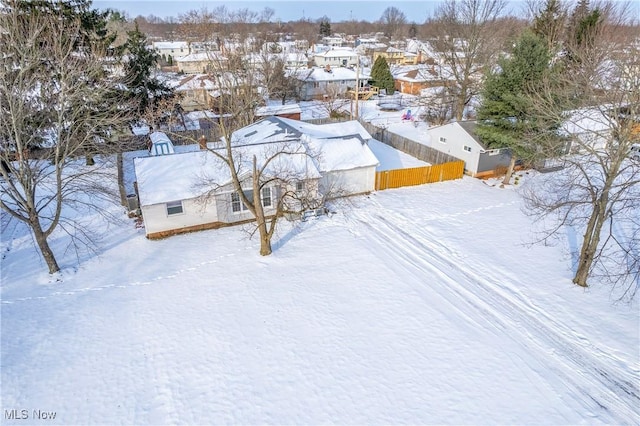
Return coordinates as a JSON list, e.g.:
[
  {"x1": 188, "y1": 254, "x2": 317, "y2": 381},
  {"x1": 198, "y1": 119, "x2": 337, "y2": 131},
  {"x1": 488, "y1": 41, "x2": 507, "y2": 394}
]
[
  {"x1": 295, "y1": 181, "x2": 305, "y2": 194},
  {"x1": 231, "y1": 192, "x2": 247, "y2": 212},
  {"x1": 231, "y1": 188, "x2": 273, "y2": 213},
  {"x1": 166, "y1": 200, "x2": 184, "y2": 216},
  {"x1": 463, "y1": 145, "x2": 472, "y2": 152},
  {"x1": 439, "y1": 136, "x2": 447, "y2": 143},
  {"x1": 313, "y1": 82, "x2": 320, "y2": 88},
  {"x1": 261, "y1": 187, "x2": 272, "y2": 208}
]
